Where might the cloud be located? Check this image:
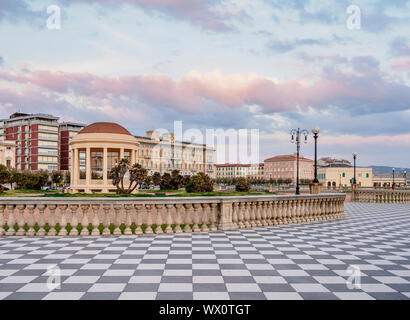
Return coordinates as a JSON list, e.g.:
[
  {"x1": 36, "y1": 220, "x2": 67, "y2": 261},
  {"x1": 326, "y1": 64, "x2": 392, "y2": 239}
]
[
  {"x1": 0, "y1": 56, "x2": 3, "y2": 66},
  {"x1": 390, "y1": 37, "x2": 410, "y2": 57},
  {"x1": 267, "y1": 38, "x2": 329, "y2": 53},
  {"x1": 1, "y1": 56, "x2": 410, "y2": 118},
  {"x1": 0, "y1": 0, "x2": 43, "y2": 23},
  {"x1": 64, "y1": 0, "x2": 247, "y2": 32},
  {"x1": 392, "y1": 59, "x2": 410, "y2": 70}
]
